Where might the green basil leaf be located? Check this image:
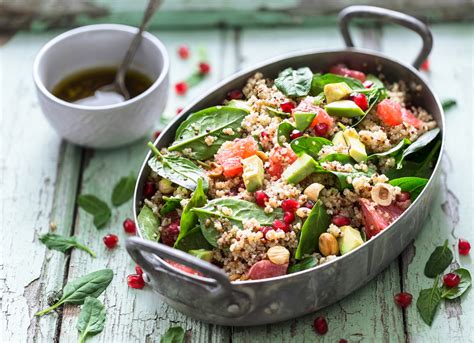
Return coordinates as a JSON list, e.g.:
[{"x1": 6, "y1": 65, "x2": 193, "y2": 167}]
[
  {"x1": 310, "y1": 73, "x2": 364, "y2": 95},
  {"x1": 160, "y1": 326, "x2": 185, "y2": 343},
  {"x1": 188, "y1": 249, "x2": 213, "y2": 262},
  {"x1": 265, "y1": 106, "x2": 291, "y2": 118},
  {"x1": 440, "y1": 268, "x2": 472, "y2": 299},
  {"x1": 174, "y1": 226, "x2": 212, "y2": 252},
  {"x1": 365, "y1": 74, "x2": 385, "y2": 89},
  {"x1": 77, "y1": 195, "x2": 111, "y2": 229},
  {"x1": 111, "y1": 174, "x2": 136, "y2": 206},
  {"x1": 288, "y1": 256, "x2": 318, "y2": 273},
  {"x1": 277, "y1": 122, "x2": 295, "y2": 146},
  {"x1": 352, "y1": 86, "x2": 387, "y2": 127},
  {"x1": 168, "y1": 106, "x2": 248, "y2": 160},
  {"x1": 319, "y1": 153, "x2": 353, "y2": 164},
  {"x1": 389, "y1": 177, "x2": 428, "y2": 200},
  {"x1": 417, "y1": 280, "x2": 442, "y2": 326},
  {"x1": 397, "y1": 128, "x2": 440, "y2": 169},
  {"x1": 77, "y1": 297, "x2": 106, "y2": 343},
  {"x1": 441, "y1": 99, "x2": 456, "y2": 111},
  {"x1": 290, "y1": 136, "x2": 332, "y2": 160},
  {"x1": 138, "y1": 205, "x2": 160, "y2": 241},
  {"x1": 39, "y1": 233, "x2": 96, "y2": 257},
  {"x1": 314, "y1": 162, "x2": 374, "y2": 190},
  {"x1": 36, "y1": 269, "x2": 113, "y2": 316},
  {"x1": 275, "y1": 67, "x2": 313, "y2": 97},
  {"x1": 295, "y1": 200, "x2": 331, "y2": 259},
  {"x1": 424, "y1": 240, "x2": 453, "y2": 278},
  {"x1": 160, "y1": 196, "x2": 182, "y2": 216},
  {"x1": 368, "y1": 138, "x2": 411, "y2": 160}
]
